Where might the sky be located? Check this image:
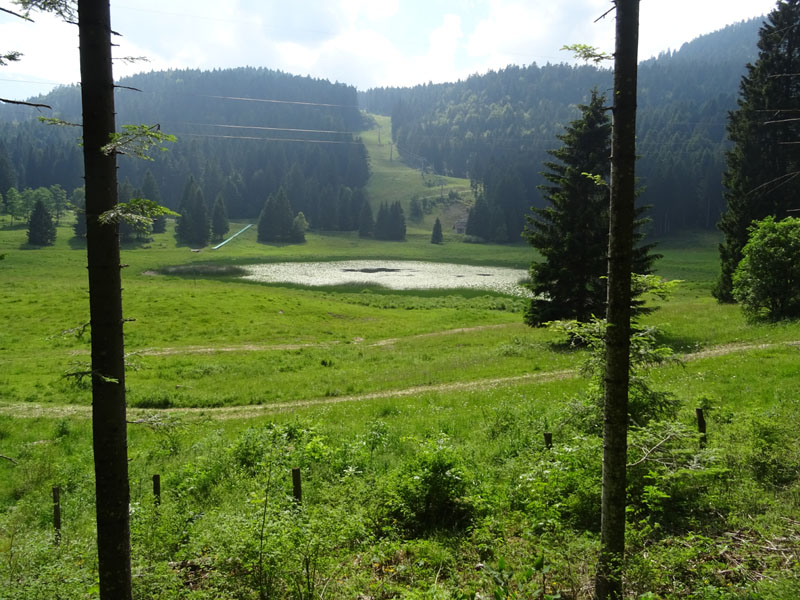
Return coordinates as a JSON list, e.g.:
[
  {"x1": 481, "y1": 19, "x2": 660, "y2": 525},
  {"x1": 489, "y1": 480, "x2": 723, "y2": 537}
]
[{"x1": 0, "y1": 0, "x2": 780, "y2": 101}]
